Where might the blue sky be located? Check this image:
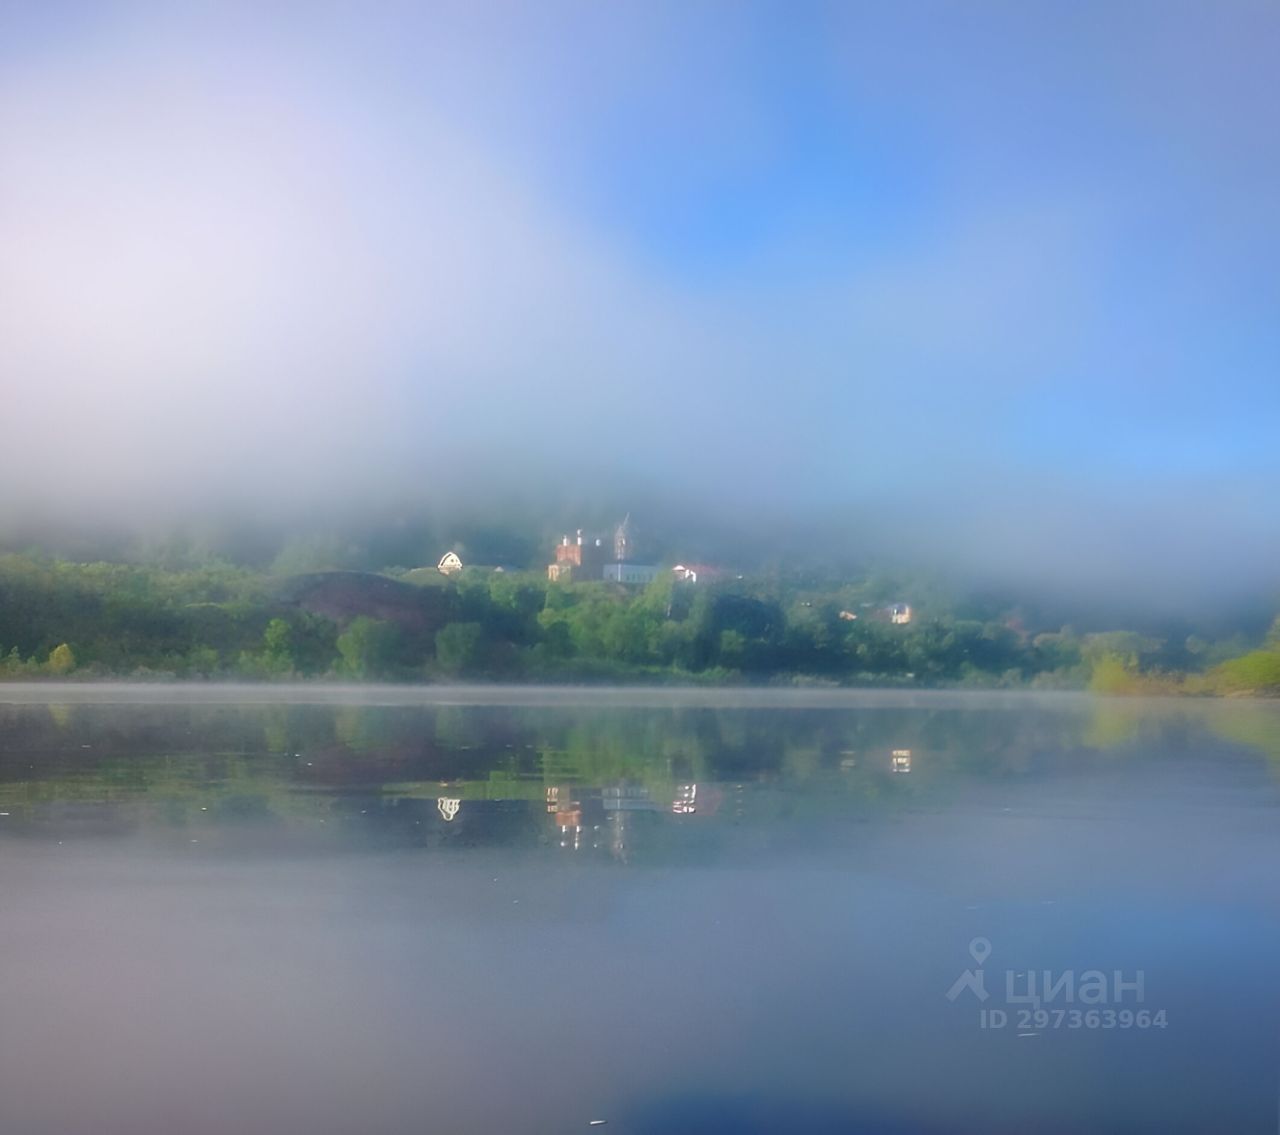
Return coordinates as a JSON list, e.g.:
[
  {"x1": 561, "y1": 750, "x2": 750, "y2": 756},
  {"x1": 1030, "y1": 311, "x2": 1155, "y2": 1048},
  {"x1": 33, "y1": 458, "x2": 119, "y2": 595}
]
[{"x1": 1, "y1": 0, "x2": 1277, "y2": 592}]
